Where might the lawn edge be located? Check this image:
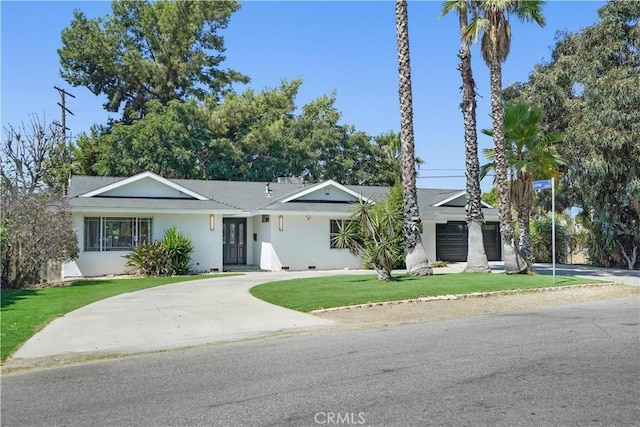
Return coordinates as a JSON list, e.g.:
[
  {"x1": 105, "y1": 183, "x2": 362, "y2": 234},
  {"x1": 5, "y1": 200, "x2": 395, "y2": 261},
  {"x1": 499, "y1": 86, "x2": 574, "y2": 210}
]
[{"x1": 309, "y1": 282, "x2": 622, "y2": 314}]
